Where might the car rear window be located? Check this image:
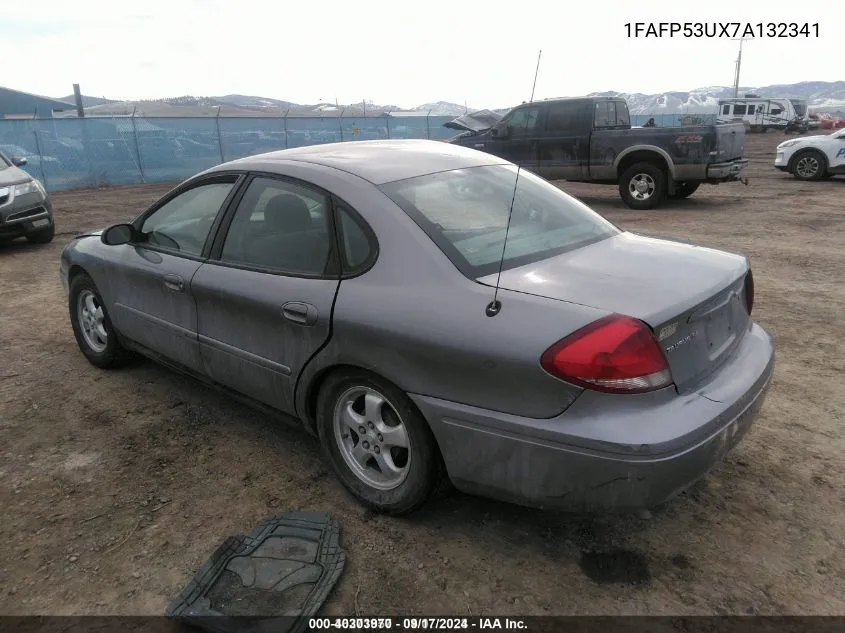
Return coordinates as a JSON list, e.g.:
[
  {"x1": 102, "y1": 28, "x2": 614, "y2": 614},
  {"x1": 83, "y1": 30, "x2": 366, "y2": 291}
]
[{"x1": 379, "y1": 164, "x2": 620, "y2": 278}]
